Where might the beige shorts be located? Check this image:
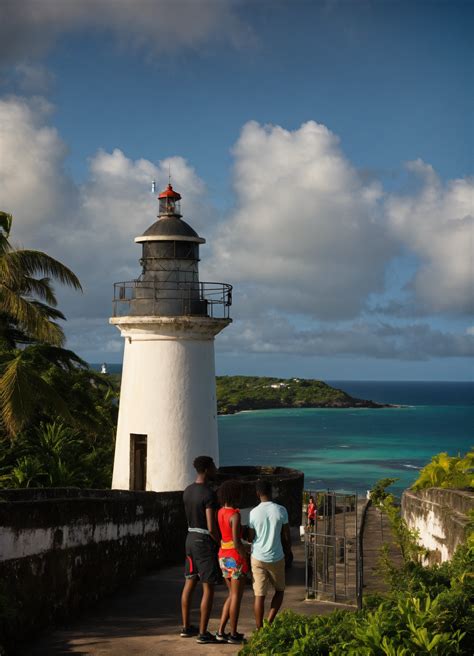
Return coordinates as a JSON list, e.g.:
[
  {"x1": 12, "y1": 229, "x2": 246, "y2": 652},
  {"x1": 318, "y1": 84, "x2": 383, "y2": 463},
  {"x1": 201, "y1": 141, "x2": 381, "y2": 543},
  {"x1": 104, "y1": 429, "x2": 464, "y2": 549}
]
[{"x1": 251, "y1": 557, "x2": 285, "y2": 596}]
